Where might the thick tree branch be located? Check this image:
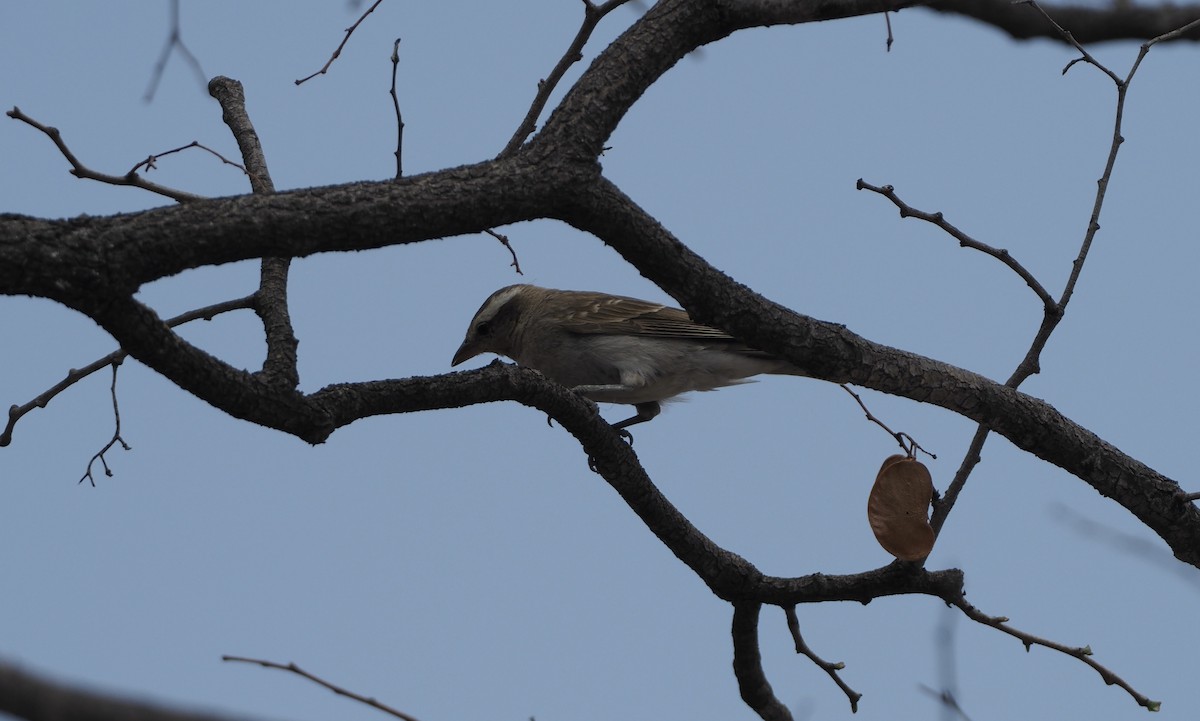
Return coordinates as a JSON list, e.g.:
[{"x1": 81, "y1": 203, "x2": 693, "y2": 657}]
[
  {"x1": 0, "y1": 660, "x2": 267, "y2": 721},
  {"x1": 927, "y1": 0, "x2": 1200, "y2": 44},
  {"x1": 0, "y1": 154, "x2": 572, "y2": 301}
]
